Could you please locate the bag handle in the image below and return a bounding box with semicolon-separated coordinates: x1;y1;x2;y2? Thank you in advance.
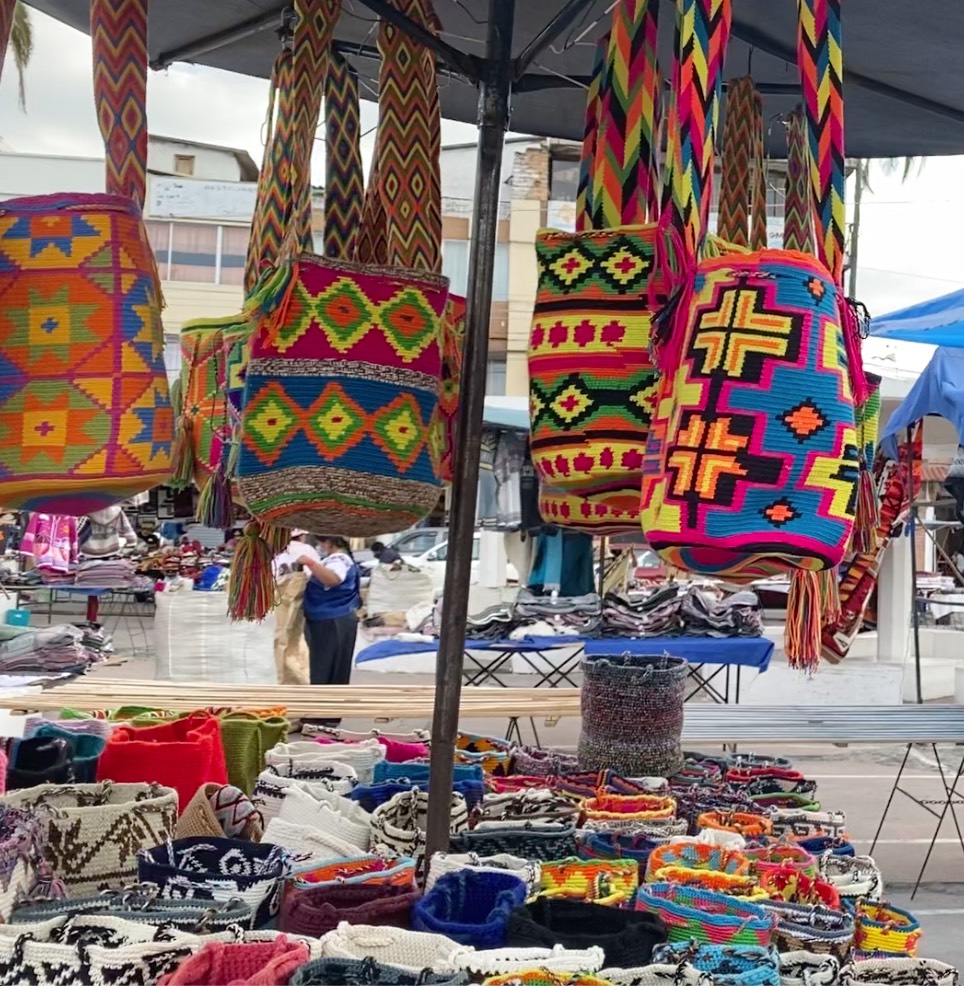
575;32;610;233
323;51;364;260
90;0;150;210
782;106;814;253
589;0;663;229
718;76;768;250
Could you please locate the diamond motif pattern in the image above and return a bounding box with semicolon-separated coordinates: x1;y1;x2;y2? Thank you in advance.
370;393;426;471
378;287;438;363
313;277;375;353
304;384;367;460
242;383;301;466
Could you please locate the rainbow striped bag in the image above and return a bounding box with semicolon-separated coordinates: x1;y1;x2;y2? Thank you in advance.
642;0;864;589
0;0;171;512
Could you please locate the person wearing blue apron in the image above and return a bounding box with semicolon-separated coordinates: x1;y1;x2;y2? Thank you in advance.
296;535;361;694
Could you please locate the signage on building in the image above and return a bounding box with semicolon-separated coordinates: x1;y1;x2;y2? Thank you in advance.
148;175;257;222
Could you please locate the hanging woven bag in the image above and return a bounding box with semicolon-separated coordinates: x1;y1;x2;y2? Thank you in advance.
237;0;447;536
0;781;177;895
641;0;869;672
0;0;172;513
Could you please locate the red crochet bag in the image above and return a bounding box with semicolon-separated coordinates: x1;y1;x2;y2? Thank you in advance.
97;712;227;814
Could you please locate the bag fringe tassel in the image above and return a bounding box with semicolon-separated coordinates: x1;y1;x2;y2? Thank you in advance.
169;414;195;490
816;566;841;627
786;569;822;673
197;458;235;530
227;521;277;622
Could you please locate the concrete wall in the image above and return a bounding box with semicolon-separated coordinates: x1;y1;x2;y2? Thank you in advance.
147;139;241;182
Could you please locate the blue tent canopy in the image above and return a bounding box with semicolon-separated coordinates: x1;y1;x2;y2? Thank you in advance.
870;288;964;346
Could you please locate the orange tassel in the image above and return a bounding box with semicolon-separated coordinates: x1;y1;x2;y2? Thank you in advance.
785;570;822;673
169;414;195;491
816;567;840;627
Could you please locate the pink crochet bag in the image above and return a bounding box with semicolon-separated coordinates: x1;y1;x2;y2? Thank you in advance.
157;936;310;985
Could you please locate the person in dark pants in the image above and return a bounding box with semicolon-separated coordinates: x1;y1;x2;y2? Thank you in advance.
297;535;361;725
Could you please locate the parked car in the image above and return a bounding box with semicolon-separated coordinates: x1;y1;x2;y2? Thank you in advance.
406;534;519;597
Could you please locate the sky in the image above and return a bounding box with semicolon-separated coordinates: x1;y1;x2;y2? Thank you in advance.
1;9;961;376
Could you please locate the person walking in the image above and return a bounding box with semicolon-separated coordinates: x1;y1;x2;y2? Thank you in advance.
296;535;361;698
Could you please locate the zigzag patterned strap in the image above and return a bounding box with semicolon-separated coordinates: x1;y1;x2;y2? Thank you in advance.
245;49;292;296
749;87;768;251
783;105;814;253
0;0;18;84
90;0;148;209
796;0;845;285
355;157;390;266
575;32;610;233
372;0;443;272
717;76;756;247
664;0;732;255
323;51;364;261
591;0;662;228
284;0;341;261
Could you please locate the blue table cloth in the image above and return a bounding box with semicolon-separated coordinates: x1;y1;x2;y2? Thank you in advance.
356;635;583;664
583;636;773;671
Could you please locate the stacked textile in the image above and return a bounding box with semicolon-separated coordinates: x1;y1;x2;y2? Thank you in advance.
0;624;111;675
74;558;137;588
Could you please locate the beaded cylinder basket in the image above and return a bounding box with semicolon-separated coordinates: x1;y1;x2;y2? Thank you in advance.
528;226;664;498
237;256;448;534
578;653;687;777
641;250;859;579
0;193;172;512
179;317;231;488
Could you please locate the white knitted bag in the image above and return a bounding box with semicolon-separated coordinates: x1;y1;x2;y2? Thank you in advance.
277;786;372;851
780;951;842;986
252;770;358;823
262;817;370;865
265;740;385;784
840;958;959;986
445;944;606;976
426;852;541;895
370;790;468;865
318;921;463;975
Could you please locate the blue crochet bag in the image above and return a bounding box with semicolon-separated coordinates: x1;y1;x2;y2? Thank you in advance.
412;869;527;948
577;831;659;875
653;943;780;986
373;762;484;785
350;778;485;812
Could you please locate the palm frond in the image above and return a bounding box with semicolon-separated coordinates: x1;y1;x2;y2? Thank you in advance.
9;2;32;112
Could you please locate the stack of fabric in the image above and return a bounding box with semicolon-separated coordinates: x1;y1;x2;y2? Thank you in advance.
600;587;681;637
0;624;111;676
0;707;946;986
74;557;137;588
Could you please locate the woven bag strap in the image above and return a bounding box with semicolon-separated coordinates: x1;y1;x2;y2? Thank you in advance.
590;0;663;229
90;0;149;209
661;0;733;257
280;0;342;264
245;46;296;297
361;0;443;272
796;0;845;285
718;76;763;248
748;87;768;251
323;51;364;260
575;32;610;232
782;105;814;252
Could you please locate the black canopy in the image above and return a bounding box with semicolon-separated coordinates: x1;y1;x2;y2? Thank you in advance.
25;0;964;158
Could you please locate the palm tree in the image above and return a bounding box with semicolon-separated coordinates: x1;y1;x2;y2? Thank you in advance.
848;157;923;297
9;2;32;111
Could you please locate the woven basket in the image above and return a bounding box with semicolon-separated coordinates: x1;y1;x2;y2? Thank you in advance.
156;935;311;985
779;951;842;986
370;789;469;866
477;790;579;826
450;944;605;978
412;869;527;949
0;193;172;513
96;712;228;815
580;793;678;834
506;896;669;969
645;842;752;882
451;822;578;862
312;921;463;975
636;881;773;946
269;738;385;784
281;880;419;939
137;837;288;928
771;809;847;842
0;804;63;922
537;857;638;905
599;964;712;986
351;778;485;813
218;713;289;795
854;902;922;957
426;852;541;896
290;957;469;986
0;781;176;895
764;899;856;959
758;869;841;908
725;767;817;796
652;943;781;986
576;831;659;876
819;853;884;903
276;784;373;851
509;746;579;777
264;816;370;866
482;973;614;986
251;769;358;825
697;810;772;839
740;844;817;878
840;959;959;986
292;855;418;889
175;783;264;842
578;654;687;777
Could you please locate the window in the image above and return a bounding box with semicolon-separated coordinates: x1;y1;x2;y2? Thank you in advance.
442;240;509;301
393;531;439;556
550;156;580;202
486;357;507;397
174;154;196;176
144;220;252;285
219;226;249;286
170;223;218;283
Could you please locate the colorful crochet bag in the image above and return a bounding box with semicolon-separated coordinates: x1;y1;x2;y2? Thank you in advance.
528;1;664;508
0;0;171;513
854;902;922;957
237;0;447;536
537;857;638;906
641;0;866;666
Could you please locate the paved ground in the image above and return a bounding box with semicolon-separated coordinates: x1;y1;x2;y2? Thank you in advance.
41;604;964;964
